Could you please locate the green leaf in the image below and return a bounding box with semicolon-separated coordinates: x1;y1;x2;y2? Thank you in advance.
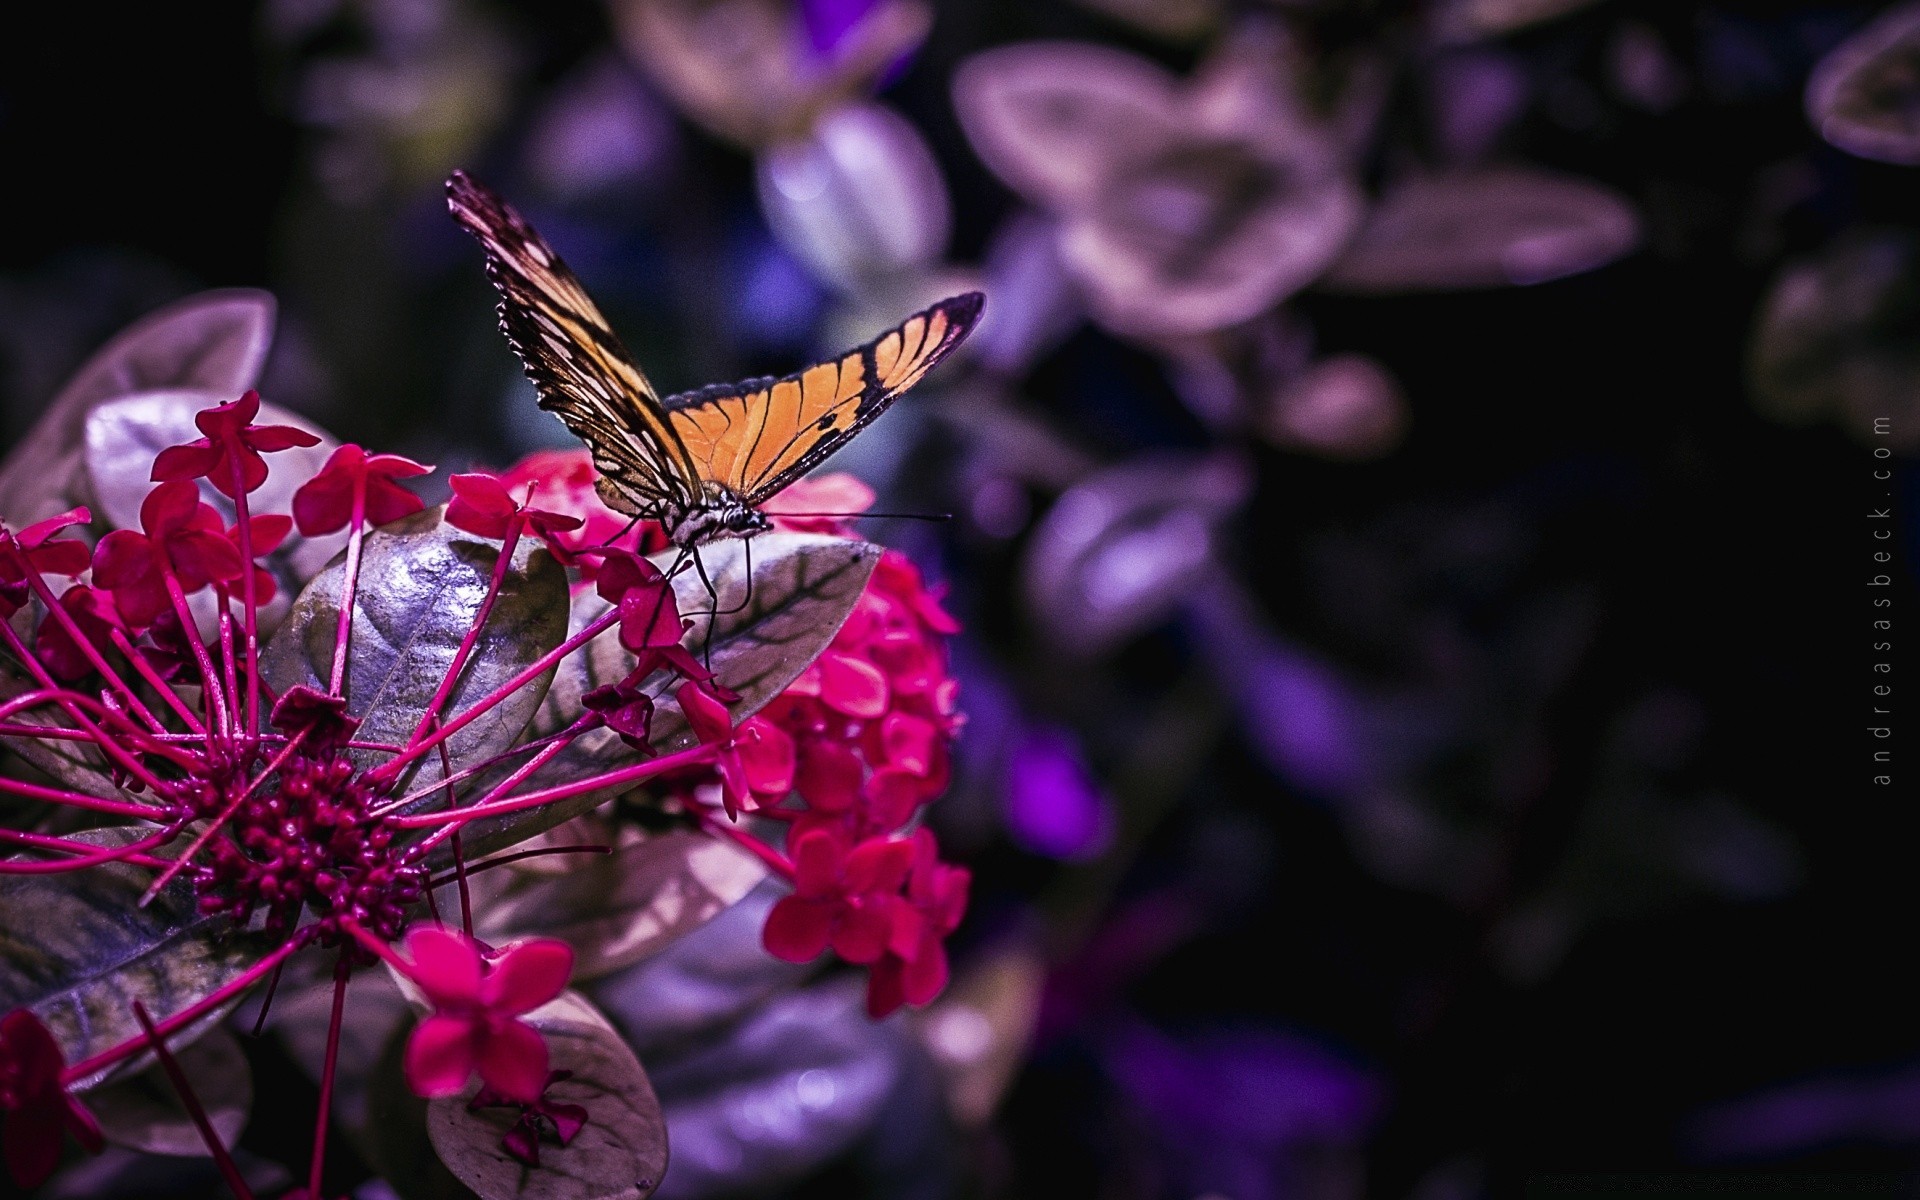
0;831;282;1079
427;991;668;1200
88;1025;252;1156
0;289;275;530
260;506;569;779
458;533;879;860
471;827;766;983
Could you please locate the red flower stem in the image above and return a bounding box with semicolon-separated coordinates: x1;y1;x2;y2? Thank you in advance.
402;734;576;856
214;595;241;744
403;516;526;753
337;918;407;972
433;727;475;937
0;652;173;793
63;932;312;1083
371;725;578;816
107;627;207;735
0;827;174;873
0;658;173;794
329;478;369;696
163;567;230;742
369;607;622;786
308;954;350;1200
21;570;169;735
691;804;795;879
131;1000;257;1200
226;453;263;741
141;730;311;904
0;773;175;821
425;843;612;887
395;741;721;836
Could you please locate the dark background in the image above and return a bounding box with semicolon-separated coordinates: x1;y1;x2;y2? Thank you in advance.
4;2;1919;1197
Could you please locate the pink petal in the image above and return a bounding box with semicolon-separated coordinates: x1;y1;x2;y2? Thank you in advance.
795;737;862;813
817;652;889;718
789;829;845;895
900;940;950;1006
762;895;835;961
481;939;573;1015
91;530;153;590
737;717;796;797
364;476;428;528
149;441;221;484
3;1098;65;1188
880;712;938;775
405;925;484;1006
244;513;294;555
845;836;915;893
245;424;322;452
404;1014;479;1098
139;480;205;537
830;899;892;964
864;958;907;1019
476;1018;550;1104
678;680;732;745
291;449;361;536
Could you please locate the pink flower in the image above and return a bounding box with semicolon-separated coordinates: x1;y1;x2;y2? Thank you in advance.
0;1009;103;1188
581;682;656;748
396;925;573;1105
863;829;970;1018
0;508;92;618
225;512;293;606
33;585;123;684
496;448;668;571
92;482;248;629
291;444;432;536
595;551;685;655
467;1070;588;1167
444;473;585;543
762;829;916;965
762;472;877;536
150;389;321;498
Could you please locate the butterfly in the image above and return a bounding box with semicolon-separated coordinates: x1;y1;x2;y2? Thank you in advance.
446;171;983;549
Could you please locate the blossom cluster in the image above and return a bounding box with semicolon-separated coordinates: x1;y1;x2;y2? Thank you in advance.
0;388;968;1191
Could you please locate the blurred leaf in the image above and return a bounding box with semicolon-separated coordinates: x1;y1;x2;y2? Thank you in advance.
1258;354;1408;461
912;943;1045;1127
632;976;909;1199
1324;167;1640;293
955;37;1362;337
757;103;951;294
1806;3;1920;166
612;0;930;148
1022;452;1250;657
1747;228;1920;449
260;506;568;778
84;391;346;580
0;830;281;1079
1071;0;1217;41
426;991;667;1200
460;533;878;859
88;1026;251;1157
1430;0;1605;42
0;290;274;529
472;828;766;983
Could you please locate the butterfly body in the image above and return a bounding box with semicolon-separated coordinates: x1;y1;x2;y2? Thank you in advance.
446;171;982;549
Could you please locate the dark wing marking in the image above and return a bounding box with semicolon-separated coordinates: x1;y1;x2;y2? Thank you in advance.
664;292;983;506
446;171;700;516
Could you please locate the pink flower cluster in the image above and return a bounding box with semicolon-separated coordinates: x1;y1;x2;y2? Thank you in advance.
751;478;971;1016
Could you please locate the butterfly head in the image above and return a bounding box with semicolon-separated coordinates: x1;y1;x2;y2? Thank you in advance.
665;481;772;548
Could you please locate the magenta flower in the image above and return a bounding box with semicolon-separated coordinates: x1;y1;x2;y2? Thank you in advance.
467;1070;589;1168
762;828;916;966
444;472;585;544
495;449;668;578
595;550;686;655
396;925;573;1104
91;481;248;628
291;443;432;536
0;1010;103;1188
33;585;124;684
0;507;91;618
149;389;321;498
863;828;970;1017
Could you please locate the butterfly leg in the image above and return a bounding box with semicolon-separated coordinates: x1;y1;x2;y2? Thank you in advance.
690;545;721;672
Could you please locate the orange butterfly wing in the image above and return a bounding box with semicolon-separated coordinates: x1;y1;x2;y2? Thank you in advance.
665;293;983;505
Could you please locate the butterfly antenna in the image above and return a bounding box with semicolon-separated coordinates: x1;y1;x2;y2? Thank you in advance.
772;510;953;522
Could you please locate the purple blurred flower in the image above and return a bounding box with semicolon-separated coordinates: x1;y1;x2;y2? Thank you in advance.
1004;729;1113;861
